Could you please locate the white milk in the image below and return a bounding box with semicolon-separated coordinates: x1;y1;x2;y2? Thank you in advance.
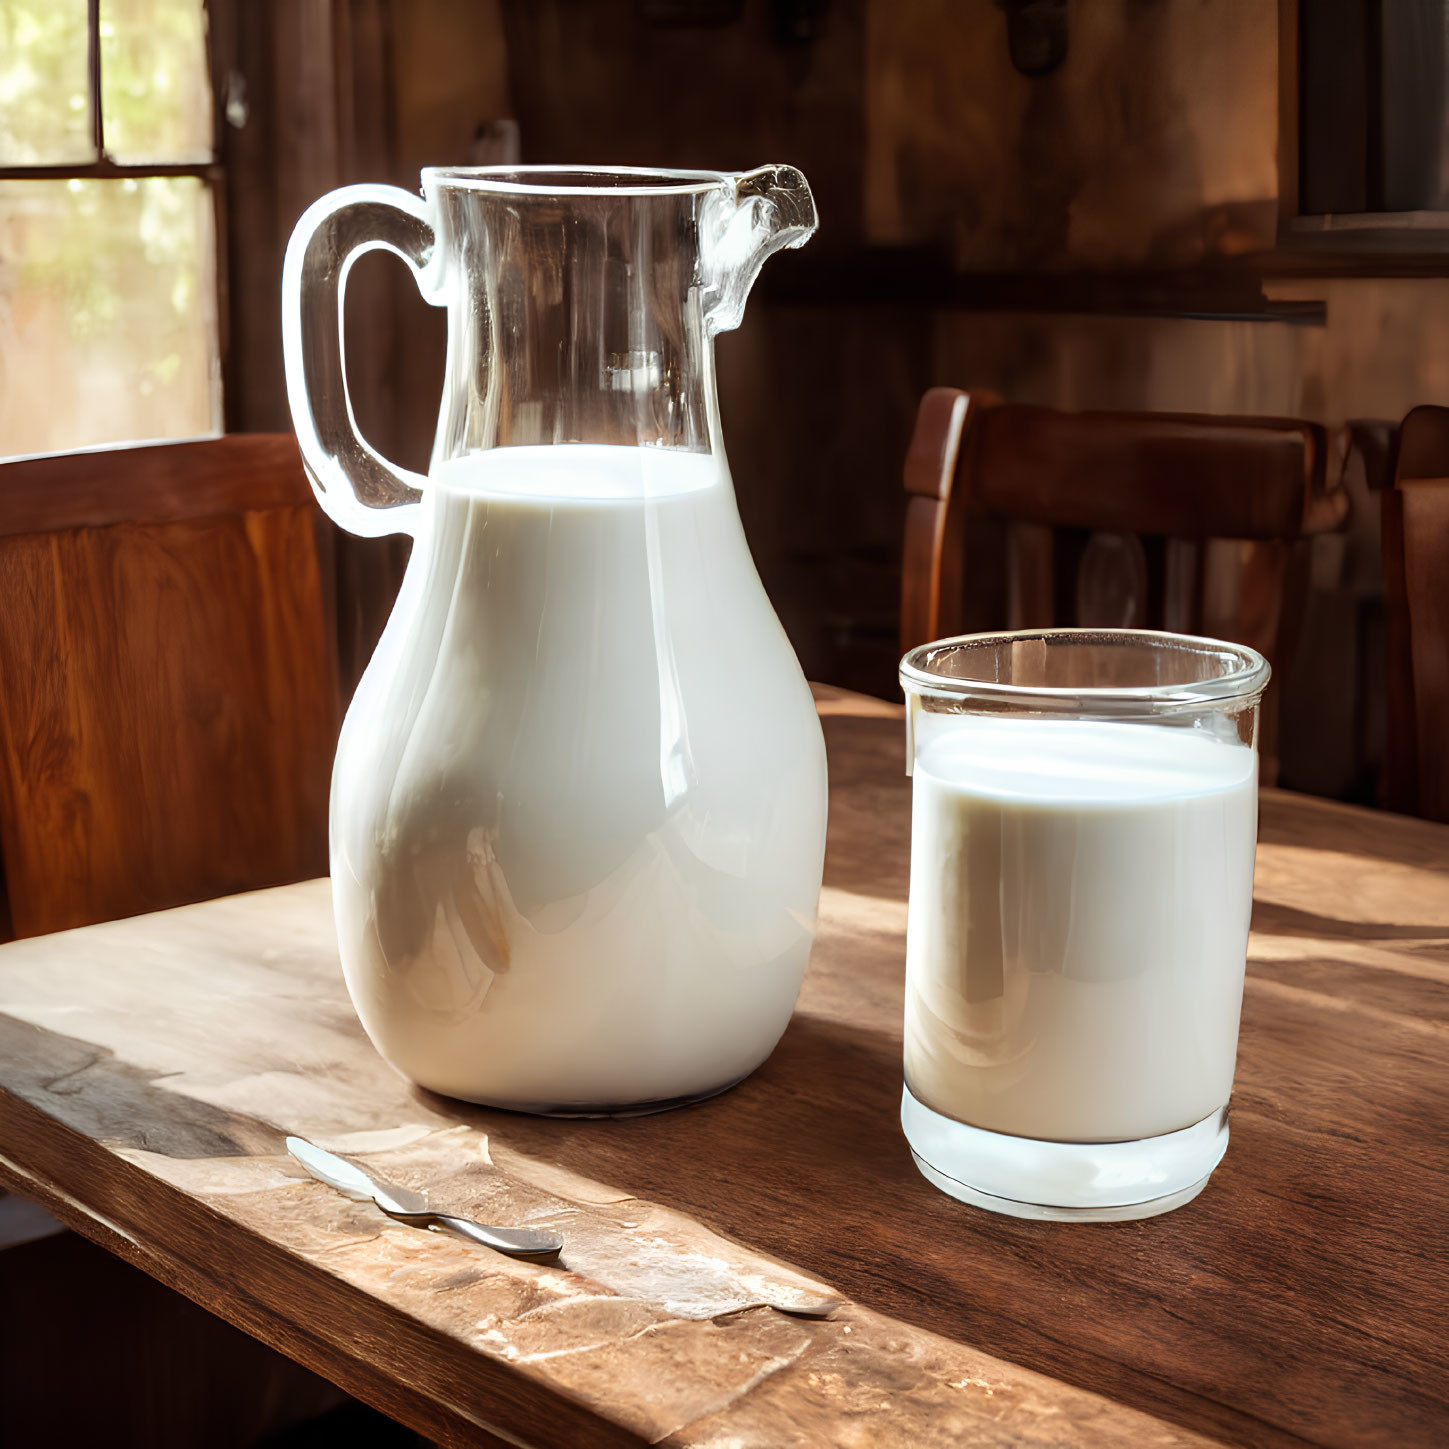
330;445;827;1110
905;716;1257;1143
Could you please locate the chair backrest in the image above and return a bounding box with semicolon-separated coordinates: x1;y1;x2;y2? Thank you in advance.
901;389;1351;780
0;435;339;938
1380;406;1449;822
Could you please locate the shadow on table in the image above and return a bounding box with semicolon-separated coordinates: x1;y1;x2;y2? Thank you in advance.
0;1010;283;1157
1251;899;1449;942
409;1006;913;1261
1259;790;1449;869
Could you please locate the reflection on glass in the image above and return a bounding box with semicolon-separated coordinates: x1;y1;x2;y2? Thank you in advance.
0;1;95;165
0;178;219;456
100;0;212;164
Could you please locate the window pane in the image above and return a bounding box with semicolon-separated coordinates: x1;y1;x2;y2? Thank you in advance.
100;0;212;164
0;178;219;456
0;0;96;165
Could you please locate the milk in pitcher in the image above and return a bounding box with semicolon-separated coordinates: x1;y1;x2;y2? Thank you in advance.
330;444;827;1111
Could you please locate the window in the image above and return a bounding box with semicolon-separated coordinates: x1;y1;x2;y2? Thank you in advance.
0;0;220;457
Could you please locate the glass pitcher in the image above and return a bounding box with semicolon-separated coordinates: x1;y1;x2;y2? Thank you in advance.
282;165;828;1114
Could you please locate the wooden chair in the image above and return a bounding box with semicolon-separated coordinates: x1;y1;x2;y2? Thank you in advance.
0;435;339;939
1378;406;1449;822
901;389;1351;779
0;434;352;1444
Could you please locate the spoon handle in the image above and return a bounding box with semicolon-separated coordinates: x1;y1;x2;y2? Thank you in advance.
392;1208;563;1262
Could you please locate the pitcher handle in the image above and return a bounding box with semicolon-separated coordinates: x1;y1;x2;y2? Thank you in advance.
282;185;444;538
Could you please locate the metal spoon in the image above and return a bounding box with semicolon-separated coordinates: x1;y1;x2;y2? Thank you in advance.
286;1135;563;1263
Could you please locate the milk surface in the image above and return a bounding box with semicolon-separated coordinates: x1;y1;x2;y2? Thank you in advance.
905;716;1257;1143
330;445;827;1109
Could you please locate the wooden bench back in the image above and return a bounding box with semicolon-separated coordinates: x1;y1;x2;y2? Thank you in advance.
901;389;1351;780
0;435;339;937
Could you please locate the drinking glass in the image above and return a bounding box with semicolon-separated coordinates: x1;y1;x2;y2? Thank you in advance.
899;629;1270;1221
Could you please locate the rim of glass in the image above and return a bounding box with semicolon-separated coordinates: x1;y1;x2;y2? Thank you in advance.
422;165;731;197
900;628;1271;711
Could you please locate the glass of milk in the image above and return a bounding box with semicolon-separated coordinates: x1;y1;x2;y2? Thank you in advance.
899;629;1270;1221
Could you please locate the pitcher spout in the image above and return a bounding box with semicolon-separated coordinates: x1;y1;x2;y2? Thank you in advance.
702;164;817;334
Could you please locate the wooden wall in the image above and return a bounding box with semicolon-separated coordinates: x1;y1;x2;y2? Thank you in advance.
221;0;1449;800
864;0;1279;269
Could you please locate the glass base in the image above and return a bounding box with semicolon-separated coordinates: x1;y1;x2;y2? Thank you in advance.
901;1085;1228;1222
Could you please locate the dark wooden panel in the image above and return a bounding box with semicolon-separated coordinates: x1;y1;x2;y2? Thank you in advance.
1378;0;1448;211
1299;0;1449;216
1382;405;1449;821
212;0;412;701
720;305;930;697
1299;0;1372;214
0;1230;342;1448
501;0;868;252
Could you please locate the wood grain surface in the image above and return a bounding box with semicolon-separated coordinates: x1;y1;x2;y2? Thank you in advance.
0;692;1446;1447
0;436;313;538
0;437;338;937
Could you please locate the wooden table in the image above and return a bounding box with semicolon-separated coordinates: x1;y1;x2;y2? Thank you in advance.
0;689;1445;1448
